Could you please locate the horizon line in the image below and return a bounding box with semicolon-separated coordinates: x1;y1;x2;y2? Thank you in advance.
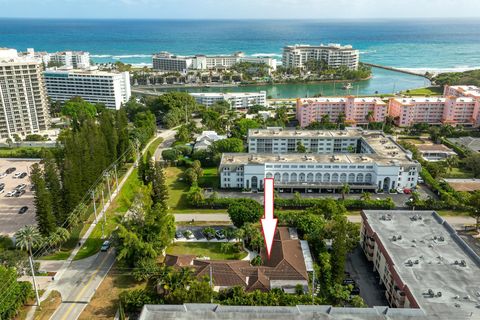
1;17;480;21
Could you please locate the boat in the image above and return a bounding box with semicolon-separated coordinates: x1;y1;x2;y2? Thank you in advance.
342;83;353;90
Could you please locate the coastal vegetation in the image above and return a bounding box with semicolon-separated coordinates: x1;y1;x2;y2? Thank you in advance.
433;69;480;87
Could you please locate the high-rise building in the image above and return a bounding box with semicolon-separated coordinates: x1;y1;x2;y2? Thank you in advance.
191;91;266;109
46;51;91;69
282;44;359;70
44;67;131;110
0;48;50;139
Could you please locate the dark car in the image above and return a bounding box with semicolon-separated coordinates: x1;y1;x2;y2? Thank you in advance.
0;183;5;190
351;287;361;295
14;190;26;197
342;278;356;286
5;167;16;174
18;172;27;179
100;240;111;252
16;184;27;191
18;206;28;214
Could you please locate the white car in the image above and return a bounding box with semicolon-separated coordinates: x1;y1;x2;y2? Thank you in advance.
396;187;404;194
5;190;16;197
13;172;22;178
0;173;6;179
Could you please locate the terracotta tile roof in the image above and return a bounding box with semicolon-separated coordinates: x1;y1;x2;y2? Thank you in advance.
165;227;308;292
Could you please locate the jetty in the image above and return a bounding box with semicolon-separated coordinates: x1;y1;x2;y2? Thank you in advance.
363;62;432;79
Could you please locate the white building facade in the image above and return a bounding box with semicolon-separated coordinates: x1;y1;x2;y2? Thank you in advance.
282;44;359;70
191;91;266;109
0;48;50;139
220;129;420;192
46;51;91;69
44;67;131;109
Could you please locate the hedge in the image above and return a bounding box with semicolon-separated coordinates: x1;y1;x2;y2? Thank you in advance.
441;138;470;158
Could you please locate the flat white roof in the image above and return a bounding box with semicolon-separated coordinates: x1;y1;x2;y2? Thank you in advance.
362;210;480;319
298;97;386;104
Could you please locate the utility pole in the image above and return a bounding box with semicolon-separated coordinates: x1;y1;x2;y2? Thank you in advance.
101;190;106;239
209;264;213;288
312;269;315;304
105;172;112;202
113;164;119;193
28;245;40;306
92;190;98;224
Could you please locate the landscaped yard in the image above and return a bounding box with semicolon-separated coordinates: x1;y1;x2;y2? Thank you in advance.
166;242;248;260
402;86;443;96
443;167;475;179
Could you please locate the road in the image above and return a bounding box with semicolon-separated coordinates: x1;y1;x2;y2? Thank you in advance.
27;130;177;320
175;213;475;228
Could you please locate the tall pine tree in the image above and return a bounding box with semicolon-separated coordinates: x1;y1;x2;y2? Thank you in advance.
30;164;55;236
151;162;169;210
43;151;65;225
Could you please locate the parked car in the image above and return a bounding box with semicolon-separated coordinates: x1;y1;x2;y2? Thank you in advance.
342;278;356;286
183;230;195;240
403;188;412;194
175;231;184;239
396;187;404;194
15;184;27;191
18;206;29;214
18;172;27;179
215;230;226;240
5;190;16;197
0;183;5;189
13;172;22;178
30;184;36;191
203;228;216;240
14;190;26;197
417;177;424;184
351;287;361;295
5;167;16;174
0;173;6;179
0;189;4;194
100;240;111;252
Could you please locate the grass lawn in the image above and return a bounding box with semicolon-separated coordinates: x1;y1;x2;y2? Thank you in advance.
402;86;443;96
32;290;62;320
402;138;425;145
166;242;248;260
0;146;44;158
198;167;219;189
146;136;164;159
74;167;142;260
79;262;147;320
443;167;475;179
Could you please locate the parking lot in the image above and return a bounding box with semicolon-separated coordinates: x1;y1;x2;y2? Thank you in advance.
0;158;37;236
175;225;236;242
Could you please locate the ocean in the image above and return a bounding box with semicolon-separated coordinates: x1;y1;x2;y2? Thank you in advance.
1;18;480;72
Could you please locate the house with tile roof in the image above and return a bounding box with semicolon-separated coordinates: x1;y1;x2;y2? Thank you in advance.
165;227;310;293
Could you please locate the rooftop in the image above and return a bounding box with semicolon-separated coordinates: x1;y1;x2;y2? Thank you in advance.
297;97;386;104
362;210;480;319
391;97;476;104
44;67;126;76
285;43;356;50
191;91;266;98
449;85;480;98
448;136;480;153
139;304;430;320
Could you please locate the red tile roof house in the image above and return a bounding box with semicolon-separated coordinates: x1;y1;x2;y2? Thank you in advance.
164;227;309;293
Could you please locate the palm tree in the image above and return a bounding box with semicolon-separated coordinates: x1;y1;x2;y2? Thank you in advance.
337;112;346;129
341;183;350;201
47;227;70;250
15;225;42;306
360;192;371;201
446;156;459;173
365;111;374;130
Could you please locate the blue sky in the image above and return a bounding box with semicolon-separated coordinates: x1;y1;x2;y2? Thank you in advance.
1;0;480;19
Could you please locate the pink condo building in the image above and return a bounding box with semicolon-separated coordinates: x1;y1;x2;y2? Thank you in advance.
296;96;387;127
388;96;480;127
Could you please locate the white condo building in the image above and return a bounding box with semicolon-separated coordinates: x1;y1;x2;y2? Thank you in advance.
191;91;266;109
0;48;50;139
282;44;359;70
153;51;277;73
46;51;91;69
44;67;131;110
220;128;420;192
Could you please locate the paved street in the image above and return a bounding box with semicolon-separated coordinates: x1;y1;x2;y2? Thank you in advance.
175;213;475;229
24;130;177;320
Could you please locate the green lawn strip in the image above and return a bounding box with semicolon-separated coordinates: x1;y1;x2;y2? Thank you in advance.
198;167;219;189
402;86;443;96
0;146;44;158
166;242;247;260
74;167;141;260
437;210;472;217
443;167;475;179
145;137;164;159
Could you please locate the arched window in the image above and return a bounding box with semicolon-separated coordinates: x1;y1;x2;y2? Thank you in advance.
340;173;347;183
323;173;330;182
282;173;289;182
365;173;372;183
274;173;281;181
266;172;273;179
348;173;355;183
307;173;314;182
315;173;322;182
356;173;364;183
332;173;339;182
299;173;306;182
291;173;298;182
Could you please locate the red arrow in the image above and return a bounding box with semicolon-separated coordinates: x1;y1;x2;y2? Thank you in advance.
261;178;277;260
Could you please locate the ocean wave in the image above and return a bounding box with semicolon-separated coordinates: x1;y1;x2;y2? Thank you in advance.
90;54;112;58
250;53;282;58
131;63;153;68
359;50;376;55
91;54;152;59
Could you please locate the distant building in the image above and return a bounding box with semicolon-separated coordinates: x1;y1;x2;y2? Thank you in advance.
282;44;359;70
361;210;480;318
44;67;131;110
416;143;457;162
221;128;420;191
191;91;266;109
194;131;227;151
152;51;277;73
45;51;91;69
388;96;480;127
444;85;480;99
0;48;50;139
165;227;310;293
296;96;387;128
